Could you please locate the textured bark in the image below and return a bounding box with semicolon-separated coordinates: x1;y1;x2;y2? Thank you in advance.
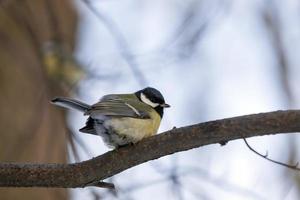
0;110;299;188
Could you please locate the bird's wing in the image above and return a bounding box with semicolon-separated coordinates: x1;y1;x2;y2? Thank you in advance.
85;94;151;119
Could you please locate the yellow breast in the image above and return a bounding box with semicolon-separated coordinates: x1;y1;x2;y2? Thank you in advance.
106;110;161;143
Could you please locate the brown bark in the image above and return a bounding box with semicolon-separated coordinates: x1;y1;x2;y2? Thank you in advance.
0;0;77;199
0;110;299;188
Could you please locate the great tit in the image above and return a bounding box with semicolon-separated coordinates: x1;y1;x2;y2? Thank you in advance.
51;87;170;148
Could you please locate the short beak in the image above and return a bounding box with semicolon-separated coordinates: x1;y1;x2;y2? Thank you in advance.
161;103;170;108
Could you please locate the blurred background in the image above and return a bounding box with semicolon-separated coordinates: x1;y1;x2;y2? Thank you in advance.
1;0;300;199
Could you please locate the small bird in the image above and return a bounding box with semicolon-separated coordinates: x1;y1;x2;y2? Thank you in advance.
51;87;170;148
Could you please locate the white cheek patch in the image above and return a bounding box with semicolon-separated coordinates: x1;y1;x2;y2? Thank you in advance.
140;93;159;108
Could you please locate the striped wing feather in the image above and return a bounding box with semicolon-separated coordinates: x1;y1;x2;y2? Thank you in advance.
84;94;151;119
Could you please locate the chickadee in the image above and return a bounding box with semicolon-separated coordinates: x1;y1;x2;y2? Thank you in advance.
51;87;170;148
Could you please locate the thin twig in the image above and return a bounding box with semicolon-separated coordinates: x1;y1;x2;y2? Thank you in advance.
81;0;148;86
243;138;300;171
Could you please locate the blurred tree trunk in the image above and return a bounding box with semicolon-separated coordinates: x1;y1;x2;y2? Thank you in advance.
0;0;78;199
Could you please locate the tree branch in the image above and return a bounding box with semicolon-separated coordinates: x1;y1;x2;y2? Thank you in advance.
1;110;300;188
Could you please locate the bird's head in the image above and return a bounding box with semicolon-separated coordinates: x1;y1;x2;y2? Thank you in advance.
135;87;170;117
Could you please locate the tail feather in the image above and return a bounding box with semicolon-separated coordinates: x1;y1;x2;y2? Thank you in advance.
51;97;91;112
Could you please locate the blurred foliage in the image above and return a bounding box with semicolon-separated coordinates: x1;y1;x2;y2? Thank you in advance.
43;41;84;90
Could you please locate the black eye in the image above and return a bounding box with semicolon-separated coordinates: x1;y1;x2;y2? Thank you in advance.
153;96;164;104
150;97;158;103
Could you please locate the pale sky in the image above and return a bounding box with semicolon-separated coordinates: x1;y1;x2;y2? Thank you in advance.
70;0;300;199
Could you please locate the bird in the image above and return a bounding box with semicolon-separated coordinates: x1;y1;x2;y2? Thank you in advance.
51;87;170;148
